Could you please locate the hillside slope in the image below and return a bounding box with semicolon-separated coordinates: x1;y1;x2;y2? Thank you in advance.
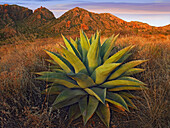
0;5;169;44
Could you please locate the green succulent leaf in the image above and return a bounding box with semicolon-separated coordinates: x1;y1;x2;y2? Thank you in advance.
96;102;110;128
58;46;88;74
45;59;58;65
53;89;86;106
120;95;137;109
85;87;106;104
106;92;129;111
68;73;95;88
52;69;65;73
103;34;119;62
80;96;99;125
80;30;90;62
108;85;148;91
70;37;78;50
44;50;73;73
109;60;148;80
104;45;134;64
36;72;79;88
41;85;66;95
118;92;136;99
52;95;83;109
62;34;81;59
117;53;132;63
100;34;114;58
123;68;145;76
87;32;101;74
48;65;62;70
100;79;145;88
69;103;81;120
91;63;121;84
117;76;146;85
76;39;83;57
79;96;88;118
35;71;55;76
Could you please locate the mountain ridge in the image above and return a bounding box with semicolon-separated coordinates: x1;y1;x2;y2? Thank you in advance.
0;4;169;44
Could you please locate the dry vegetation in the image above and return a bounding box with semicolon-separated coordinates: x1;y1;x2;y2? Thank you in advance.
0;35;169;128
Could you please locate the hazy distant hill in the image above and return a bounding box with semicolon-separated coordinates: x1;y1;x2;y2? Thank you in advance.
0;4;169;44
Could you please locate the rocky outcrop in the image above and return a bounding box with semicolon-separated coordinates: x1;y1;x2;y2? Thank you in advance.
66;21;71;28
81;24;89;30
33;6;55;20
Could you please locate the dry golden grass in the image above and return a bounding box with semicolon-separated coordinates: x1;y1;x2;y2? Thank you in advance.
0;35;169;128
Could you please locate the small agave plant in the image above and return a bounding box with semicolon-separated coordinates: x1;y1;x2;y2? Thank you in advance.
36;30;147;127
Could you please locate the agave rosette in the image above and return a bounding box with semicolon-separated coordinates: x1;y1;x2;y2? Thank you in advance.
36;30;147;127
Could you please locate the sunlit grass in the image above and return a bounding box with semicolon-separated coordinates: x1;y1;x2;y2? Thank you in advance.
0;35;169;127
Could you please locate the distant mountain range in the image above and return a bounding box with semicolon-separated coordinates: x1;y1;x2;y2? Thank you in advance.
0;4;169;44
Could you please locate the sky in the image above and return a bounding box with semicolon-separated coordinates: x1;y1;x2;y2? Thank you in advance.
0;0;170;27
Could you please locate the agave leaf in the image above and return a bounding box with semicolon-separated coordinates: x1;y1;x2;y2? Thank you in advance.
69;103;81;120
36;72;72;82
36;72;79;88
108;85;148;91
120;95;137;109
76;39;83;57
79;96;88;119
48;65;61;70
92;33;96;42
35;71;55;76
45;59;58;65
44;50;73;73
62;35;81;59
52;69;65;73
117;76;146;85
70;37;78;50
52;95;83;109
85;87;106;104
58;46;88;74
53;89;86;106
91;63;121;84
104;45;134;64
96;102;110;128
100;79;145;88
118;92;136;99
106;92;129;111
41;85;66;95
103;34;119;62
87;32;101;74
123;68;145;76
80;96;99;125
109;60;148;80
68;73;95;88
89;35;93;45
117;53;132;63
80;30;90;62
101;34;114;58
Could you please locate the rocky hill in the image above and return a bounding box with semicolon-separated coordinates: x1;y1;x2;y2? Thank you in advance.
51;7;156;35
0;4;32;39
0;5;169;44
25;6;55;27
0;4;32;28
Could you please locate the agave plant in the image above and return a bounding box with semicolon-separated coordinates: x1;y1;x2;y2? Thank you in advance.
36;30;147;127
